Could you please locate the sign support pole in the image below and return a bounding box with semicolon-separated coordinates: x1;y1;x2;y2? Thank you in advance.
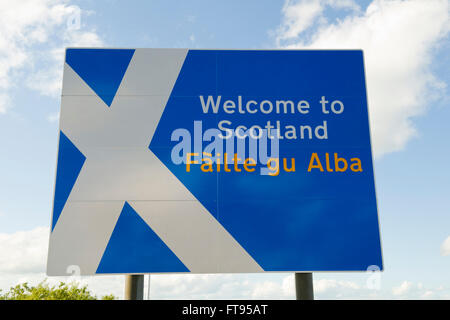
124;274;144;300
147;275;151;300
295;272;314;300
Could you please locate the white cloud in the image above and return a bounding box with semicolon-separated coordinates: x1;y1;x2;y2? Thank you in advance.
277;0;360;43
0;0;103;113
440;236;450;256
147;274;293;300
390;281;448;299
421;290;434;299
315;278;360;293
278;1;325;40
0;227;49;274
392;280;414;296
248;275;294;299
277;0;449;157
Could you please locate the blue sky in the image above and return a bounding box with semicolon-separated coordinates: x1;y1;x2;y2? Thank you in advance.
0;0;449;299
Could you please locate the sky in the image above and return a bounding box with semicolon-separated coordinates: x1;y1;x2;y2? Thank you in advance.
0;0;449;299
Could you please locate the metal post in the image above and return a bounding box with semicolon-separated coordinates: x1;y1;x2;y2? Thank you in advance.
147;275;151;300
295;272;314;300
124;274;144;300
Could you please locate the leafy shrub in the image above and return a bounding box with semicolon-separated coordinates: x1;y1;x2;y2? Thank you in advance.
0;281;115;300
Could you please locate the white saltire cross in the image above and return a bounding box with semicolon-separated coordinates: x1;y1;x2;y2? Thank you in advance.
47;49;263;275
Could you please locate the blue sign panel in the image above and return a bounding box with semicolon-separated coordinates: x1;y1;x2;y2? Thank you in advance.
48;49;382;275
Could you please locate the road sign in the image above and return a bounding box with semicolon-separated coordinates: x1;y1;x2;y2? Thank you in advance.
47;49;383;275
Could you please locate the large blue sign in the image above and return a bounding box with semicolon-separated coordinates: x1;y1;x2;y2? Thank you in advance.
47;49;383;275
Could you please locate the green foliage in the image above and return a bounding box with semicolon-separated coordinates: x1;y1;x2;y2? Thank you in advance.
0;280;116;300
